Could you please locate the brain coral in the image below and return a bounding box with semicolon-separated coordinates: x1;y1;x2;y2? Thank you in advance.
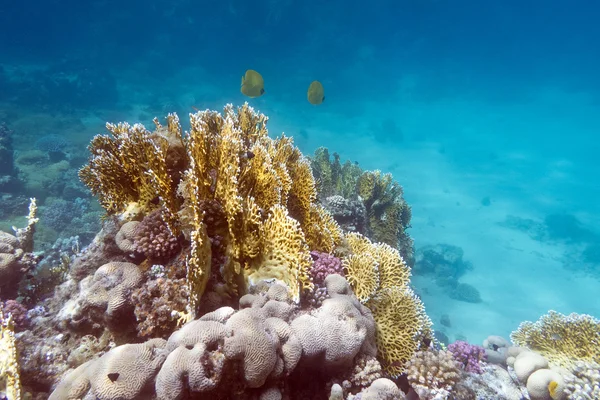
48;338;167;400
50;275;380;399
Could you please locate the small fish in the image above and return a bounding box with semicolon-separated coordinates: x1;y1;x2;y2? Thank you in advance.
307;80;325;105
241;70;265;98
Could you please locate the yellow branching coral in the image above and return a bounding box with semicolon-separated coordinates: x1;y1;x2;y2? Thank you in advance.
79;120;179;220
343;253;379;303
372;243;411;289
511;310;600;368
342;232;411;300
368;286;430;377
304;204;343;254
340;231;430;375
245;205;313;302
1;309;21;400
80;103;344;310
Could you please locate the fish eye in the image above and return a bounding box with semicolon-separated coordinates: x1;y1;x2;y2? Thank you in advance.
260;88;265;94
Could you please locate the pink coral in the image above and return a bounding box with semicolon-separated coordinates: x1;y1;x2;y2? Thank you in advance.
309;251;343;285
133;208;180;259
448;340;487;374
1;299;29;330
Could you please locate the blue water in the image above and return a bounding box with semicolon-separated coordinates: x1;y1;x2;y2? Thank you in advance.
1;0;599;344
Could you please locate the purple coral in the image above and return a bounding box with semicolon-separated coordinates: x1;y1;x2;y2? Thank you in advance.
134;209;180;259
448;340;487;374
1;299;30;330
309;251;343;285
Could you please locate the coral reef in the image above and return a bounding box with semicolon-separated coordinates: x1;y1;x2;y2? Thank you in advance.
49;275;379;399
414;243;482;303
511;310;600;368
406;349;461;400
78;105;343;316
448;340;487;374
21;105;578;400
0;199;40;298
0;308;22;400
310;147;414;266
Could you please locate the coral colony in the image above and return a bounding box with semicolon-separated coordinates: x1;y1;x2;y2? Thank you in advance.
0;104;599;399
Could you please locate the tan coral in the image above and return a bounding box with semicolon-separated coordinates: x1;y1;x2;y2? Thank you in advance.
245;205;313;302
0;309;21;400
406;349;461;400
49;339;167;400
371;242;411;289
511;310;600;368
79;122;177;215
341;232;411;301
84;262;144;319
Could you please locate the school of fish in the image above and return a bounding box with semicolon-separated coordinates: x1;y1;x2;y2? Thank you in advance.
240;69;325;105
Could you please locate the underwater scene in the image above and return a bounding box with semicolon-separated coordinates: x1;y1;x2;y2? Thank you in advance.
0;0;599;399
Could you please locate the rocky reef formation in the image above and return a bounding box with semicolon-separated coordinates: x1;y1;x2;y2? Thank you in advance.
310;147;414;266
1;104;598;400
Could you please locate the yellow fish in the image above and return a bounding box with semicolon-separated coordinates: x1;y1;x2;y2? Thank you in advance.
240;69;265;98
307;80;325;105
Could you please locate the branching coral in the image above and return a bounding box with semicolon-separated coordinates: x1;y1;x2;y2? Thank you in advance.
311;149;414;264
368;286;431;377
511;310;600;368
342;232;411;301
339;232;431;376
356;170;413;259
0;309;22;400
406;349;461;400
79;104;343;318
245;205;313;302
0;199;39;296
448;340;487;374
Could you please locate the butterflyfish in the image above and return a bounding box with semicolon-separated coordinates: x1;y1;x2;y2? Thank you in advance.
241;69;265;98
307;80;325;105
